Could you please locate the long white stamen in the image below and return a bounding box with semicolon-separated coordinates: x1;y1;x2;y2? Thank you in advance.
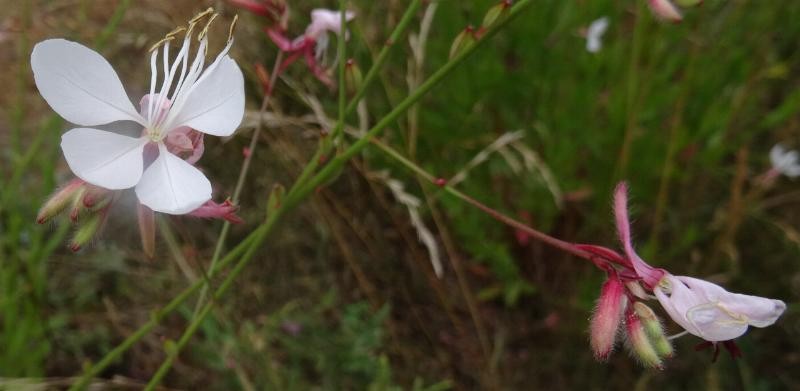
168;37;194;107
146;49;159;124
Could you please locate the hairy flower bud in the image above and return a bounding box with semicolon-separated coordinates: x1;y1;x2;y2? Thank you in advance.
633;302;673;358
69;212;103;252
590;275;626;360
37;179;84;224
625;308;663;369
344;58;362;96
449;26;477;60
647;0;682;23
482;0;512;28
138;203;156;258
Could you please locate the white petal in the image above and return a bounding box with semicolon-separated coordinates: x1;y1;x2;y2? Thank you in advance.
31;39;144;126
60;128;147;190
135;145;211;214
166;56;244;137
685;303;749;341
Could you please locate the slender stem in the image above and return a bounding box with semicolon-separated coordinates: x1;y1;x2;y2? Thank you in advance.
68;230;258;391
144;205;286;390
194;51;284;315
616;1;646;179
289;0;422;195
337;0;347;144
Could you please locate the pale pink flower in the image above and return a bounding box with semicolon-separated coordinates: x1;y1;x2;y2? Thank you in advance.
32;26;244;214
613;183;786;343
267;9;355;86
647;0;683;23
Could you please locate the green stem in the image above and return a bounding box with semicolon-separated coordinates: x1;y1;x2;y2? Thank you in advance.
194;51;284;315
289;0;422;195
68;230;259;391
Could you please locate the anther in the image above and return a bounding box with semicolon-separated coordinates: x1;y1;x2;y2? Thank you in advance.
189;7;215;25
198;13;219;41
228;14;239;42
148;35;175;53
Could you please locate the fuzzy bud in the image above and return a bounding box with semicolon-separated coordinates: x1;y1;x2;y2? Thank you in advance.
625;308;663;369
344;58;363;96
648;0;683;23
69;212;103;252
449;26;477;60
137;203;156;259
633;302;673;358
590;276;627;360
482;0;512;28
36;179;84;224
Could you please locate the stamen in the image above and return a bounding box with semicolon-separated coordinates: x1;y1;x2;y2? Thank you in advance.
147;49;159;123
198;13;219;42
148;35;175;53
667;330;689;340
189;7;215;25
228;14;239;43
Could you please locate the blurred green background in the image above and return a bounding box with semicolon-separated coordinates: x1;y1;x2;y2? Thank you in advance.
1;0;799;389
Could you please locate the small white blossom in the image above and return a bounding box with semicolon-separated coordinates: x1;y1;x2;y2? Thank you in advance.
32;17;244;214
586;17;609;53
769;144;800;178
653;275;786;342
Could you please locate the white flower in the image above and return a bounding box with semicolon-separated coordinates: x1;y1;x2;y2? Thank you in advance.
586;17;609;53
769;144;800;178
653;275;786;342
305;9;355;40
303;9;355;61
31;17;244;214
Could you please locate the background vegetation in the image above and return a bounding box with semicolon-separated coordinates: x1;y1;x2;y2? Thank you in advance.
1;0;798;389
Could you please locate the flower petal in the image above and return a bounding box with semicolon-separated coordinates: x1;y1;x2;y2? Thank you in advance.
166;56;245;137
31;39;144;126
135;145;211;214
613;182;664;286
60;128;147;190
685;303;749;341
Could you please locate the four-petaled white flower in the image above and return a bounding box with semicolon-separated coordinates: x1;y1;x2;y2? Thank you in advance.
31;22;244;214
613;182;786;343
653;275;786;342
769;143;800;179
586;17;609;53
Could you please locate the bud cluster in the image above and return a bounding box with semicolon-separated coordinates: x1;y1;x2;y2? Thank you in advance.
37;179;113;251
449;1;512;59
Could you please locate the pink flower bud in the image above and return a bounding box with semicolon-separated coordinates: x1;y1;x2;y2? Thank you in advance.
590;275;626;360
647;0;683;23
138;203;156;259
188;199;244;224
37;179;84;224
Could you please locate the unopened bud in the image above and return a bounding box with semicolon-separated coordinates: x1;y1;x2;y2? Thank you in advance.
626;281;649;300
81;185;110;209
37;179;84;224
344;58;363;96
138;203;156;259
255;62;271;95
590;276;626;360
633;302;673;358
482;0;512;28
69;212;103;252
449;25;477;60
268;184;285;214
647;0;683;23
625;309;663;369
69;187;88;222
